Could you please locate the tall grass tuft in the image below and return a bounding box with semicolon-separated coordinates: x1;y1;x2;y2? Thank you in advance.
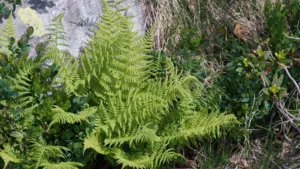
142;0;266;52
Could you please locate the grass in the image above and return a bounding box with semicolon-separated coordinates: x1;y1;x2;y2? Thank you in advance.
142;0;265;52
197;140;235;169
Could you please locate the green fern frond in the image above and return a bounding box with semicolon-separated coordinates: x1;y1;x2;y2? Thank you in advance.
74;1;238;168
83;133;110;155
42;46;62;63
94;89;166;139
140;24;156;52
113;149;151;169
0;12;16;54
20;104;39;117
0;144;22;169
48;106;96;129
40;162;83;169
45;13;69;47
182;110;237;138
9;63;35;92
41;13;69;77
162;110;238;145
29;141;69;169
6;63;37;109
10;96;35;108
152;148;183;168
104;124;160;147
53;57;82;95
74;0;152;101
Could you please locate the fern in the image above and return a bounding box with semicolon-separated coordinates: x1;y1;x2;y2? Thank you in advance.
28;141;69;169
39;162;83;169
0;12;16;55
74;0;152;101
0;144;21;169
48;106;97;129
45;14;69;48
0;1;238;169
80;1;238;168
0;11;86;169
83;133;111;155
151;146;183;168
113;149;152;169
6;63;37;109
42;13;70;65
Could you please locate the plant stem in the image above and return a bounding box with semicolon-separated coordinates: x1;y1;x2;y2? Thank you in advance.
282;67;300;95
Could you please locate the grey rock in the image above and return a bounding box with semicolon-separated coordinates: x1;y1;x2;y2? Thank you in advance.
0;0;145;56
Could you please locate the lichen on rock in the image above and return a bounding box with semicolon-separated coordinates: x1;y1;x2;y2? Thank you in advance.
18;7;45;36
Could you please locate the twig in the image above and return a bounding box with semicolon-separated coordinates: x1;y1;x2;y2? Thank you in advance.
282;66;300;95
265;45;277;61
260;75;266;87
276;101;300;134
284;33;300;41
282;127;292;144
278;102;300;121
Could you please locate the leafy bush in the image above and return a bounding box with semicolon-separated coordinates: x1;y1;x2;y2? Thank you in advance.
221;0;300;127
0;1;238;168
0;11;90;169
161;0;300;128
0;0;21;15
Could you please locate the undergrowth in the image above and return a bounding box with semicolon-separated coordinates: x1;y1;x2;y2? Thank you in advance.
0;0;299;168
0;0;238;169
143;0;300;168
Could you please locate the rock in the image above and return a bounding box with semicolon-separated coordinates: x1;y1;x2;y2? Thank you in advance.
0;0;145;56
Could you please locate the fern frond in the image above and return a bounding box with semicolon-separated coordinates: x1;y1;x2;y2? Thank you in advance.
75;0;152;101
152;148;183;168
78;1;238;168
41;13;69;77
95;89;166;139
140;24;156;52
20;104;39;117
0;144;22;169
9;62;36;92
83;133;110;155
104;124;160;147
9;96;35;108
40;162;83;169
42;46;62;63
53;57;82;95
162;110;238;145
29;141;69;169
45;13;69;47
0;12;16;55
113;149;151;169
7;63;37;109
48;106;97;129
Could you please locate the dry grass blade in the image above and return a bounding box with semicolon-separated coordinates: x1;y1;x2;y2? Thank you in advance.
142;0;266;51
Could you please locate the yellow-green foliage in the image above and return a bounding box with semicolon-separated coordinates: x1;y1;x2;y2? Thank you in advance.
48;106;97;130
45;13;69;47
53;1;238;168
0;10;84;169
0;12;16;55
0;140;83;169
0;1;237;169
0;144;21;169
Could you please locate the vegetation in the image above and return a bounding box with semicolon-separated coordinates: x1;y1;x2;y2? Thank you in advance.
0;0;238;169
145;0;300;168
0;0;299;168
0;0;21;15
